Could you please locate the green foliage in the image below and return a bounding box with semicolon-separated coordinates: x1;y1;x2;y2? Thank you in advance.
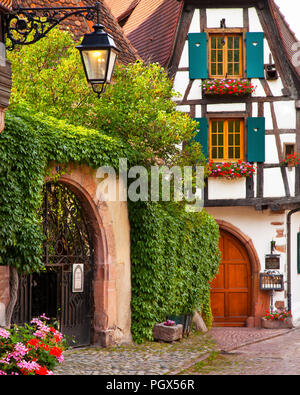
8;28;205;167
0;107;138;273
5;27;219;339
129;200;220;343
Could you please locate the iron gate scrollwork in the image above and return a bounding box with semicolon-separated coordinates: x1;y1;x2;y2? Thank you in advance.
12;182;94;347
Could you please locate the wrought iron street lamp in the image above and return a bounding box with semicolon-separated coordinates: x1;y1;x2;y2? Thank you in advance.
4;1;119;97
76;8;119;97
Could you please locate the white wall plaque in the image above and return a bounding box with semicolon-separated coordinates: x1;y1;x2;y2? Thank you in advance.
72;264;84;293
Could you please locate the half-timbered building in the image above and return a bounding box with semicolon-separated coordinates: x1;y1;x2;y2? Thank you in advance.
108;0;300;327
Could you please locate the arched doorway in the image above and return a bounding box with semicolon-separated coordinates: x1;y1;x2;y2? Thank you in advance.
210;229;252;327
13;182;94;347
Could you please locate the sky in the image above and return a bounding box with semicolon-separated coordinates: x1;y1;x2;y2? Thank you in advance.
274;0;300;39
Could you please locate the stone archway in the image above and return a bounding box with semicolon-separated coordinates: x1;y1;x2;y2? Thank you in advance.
214;220;269;328
59;164;132;346
9;163;132;347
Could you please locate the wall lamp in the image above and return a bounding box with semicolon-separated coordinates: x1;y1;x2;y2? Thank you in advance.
3;1;119;97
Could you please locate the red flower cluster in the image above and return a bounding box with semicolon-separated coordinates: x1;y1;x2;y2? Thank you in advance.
208;160;256;180
282;153;300;166
202;79;256;96
264;309;291;323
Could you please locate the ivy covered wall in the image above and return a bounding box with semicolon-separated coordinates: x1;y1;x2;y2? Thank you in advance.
0;107;220;341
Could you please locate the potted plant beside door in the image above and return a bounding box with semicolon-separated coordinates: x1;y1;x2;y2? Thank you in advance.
261;309;293;329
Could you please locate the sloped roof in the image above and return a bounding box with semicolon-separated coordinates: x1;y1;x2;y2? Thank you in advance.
268;0;300;80
0;0;12;10
107;0;183;67
107;0;140;22
108;0;300;80
14;0;139;64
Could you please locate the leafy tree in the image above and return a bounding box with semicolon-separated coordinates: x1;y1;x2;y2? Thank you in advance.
8;27;205;167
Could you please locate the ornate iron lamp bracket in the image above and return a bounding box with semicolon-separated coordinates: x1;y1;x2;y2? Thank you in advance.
4;2;101;50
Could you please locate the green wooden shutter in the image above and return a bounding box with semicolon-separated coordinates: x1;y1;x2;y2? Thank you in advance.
247;117;265;162
246;32;264;78
188;33;208;79
193;118;208;159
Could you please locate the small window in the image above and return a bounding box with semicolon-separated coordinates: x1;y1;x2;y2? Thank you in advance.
210;119;244;162
209;34;243;78
284;143;296;160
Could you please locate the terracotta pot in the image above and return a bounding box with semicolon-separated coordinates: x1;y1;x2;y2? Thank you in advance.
261;317;293;329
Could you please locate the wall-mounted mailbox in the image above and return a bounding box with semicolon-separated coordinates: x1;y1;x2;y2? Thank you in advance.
260;272;284;291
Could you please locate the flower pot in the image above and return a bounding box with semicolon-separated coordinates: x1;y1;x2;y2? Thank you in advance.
153;323;183;342
261;317;293;329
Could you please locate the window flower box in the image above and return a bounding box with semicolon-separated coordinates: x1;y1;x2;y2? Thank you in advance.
282;153;300;168
202;78;256;97
208;160;256;180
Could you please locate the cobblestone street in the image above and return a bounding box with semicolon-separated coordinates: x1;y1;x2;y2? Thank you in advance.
53;327;299;375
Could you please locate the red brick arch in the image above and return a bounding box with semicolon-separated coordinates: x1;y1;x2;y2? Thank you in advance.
216;219;269;327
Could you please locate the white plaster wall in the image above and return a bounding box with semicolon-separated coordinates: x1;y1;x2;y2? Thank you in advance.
206;8;244;28
252;102;258;118
207;103;246;112
264;102;273;129
190;8;201;33
176;105;190;113
205;206;287;308
264;38;272;65
195;105;202;118
178;41;189;68
286;167;296;197
173;71;189;99
187;80;202;100
274;101;296;129
289;211;300;325
265;135;279;163
268;77;284;97
248;7;263;32
208;178;246;200
263;168;285;197
252;79;266;97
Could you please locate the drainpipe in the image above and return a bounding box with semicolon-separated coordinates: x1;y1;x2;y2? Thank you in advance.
287;208;300;312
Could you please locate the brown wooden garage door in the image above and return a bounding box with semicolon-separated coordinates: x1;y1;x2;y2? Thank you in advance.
210;229;252;327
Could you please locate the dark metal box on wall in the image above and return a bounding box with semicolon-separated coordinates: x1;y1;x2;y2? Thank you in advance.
260;272;284;291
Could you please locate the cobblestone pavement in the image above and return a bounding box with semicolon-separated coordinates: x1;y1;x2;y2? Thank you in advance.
53;327;296;375
183;327;300;375
53;331;217;375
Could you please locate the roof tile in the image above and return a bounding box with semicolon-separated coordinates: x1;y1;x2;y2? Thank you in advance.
108;0;183;67
14;0;139;64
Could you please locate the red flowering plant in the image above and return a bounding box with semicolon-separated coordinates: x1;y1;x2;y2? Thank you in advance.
202;78;256;96
263;309;292;324
0;314;67;375
282;153;300;167
208;160;256;180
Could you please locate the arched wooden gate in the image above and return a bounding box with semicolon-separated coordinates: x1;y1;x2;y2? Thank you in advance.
210;229;252;327
12;182;94;347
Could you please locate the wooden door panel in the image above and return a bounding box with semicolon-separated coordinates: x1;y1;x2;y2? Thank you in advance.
210;293;225;318
210;230;251;327
211;264;225;289
228;293;248;317
228;264;248;288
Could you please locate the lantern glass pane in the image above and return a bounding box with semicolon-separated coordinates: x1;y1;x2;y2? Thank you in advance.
82;49;109;82
106;50;117;83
